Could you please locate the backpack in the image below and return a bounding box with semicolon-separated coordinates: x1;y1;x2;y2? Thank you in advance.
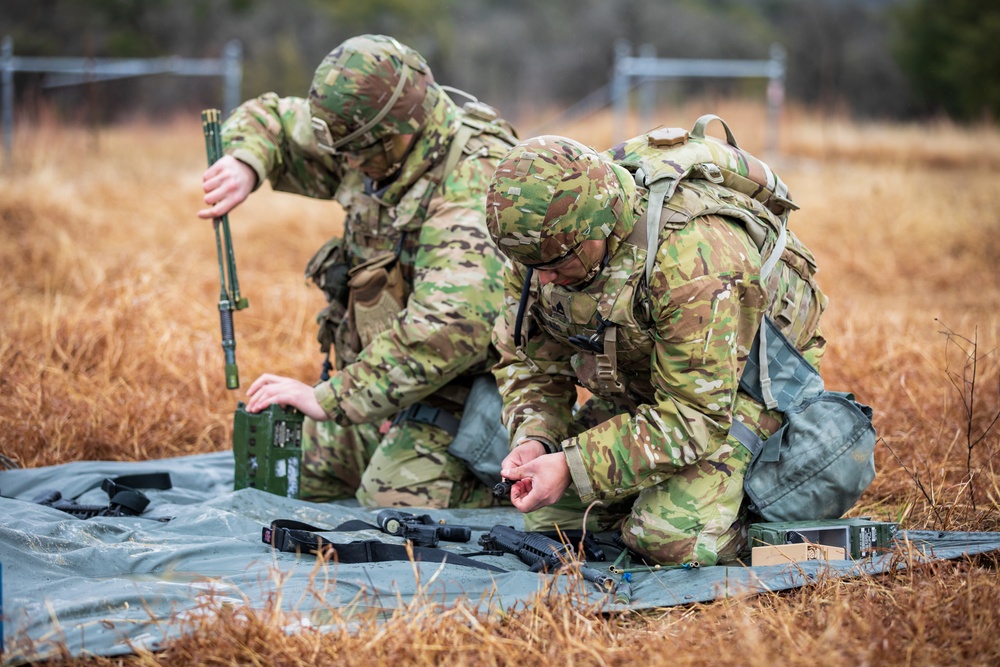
735;317;876;521
622;115;877;522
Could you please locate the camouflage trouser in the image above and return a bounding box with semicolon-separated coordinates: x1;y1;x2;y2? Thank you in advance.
524;393;779;567
299;412;497;509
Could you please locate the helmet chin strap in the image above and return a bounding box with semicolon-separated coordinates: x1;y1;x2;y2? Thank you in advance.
566;241;610;290
577;246;603;282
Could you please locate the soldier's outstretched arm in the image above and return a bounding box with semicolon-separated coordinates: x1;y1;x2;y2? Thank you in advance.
220;93;343;201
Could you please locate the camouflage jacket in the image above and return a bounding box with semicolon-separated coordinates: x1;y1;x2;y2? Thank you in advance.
223;91;517;426
492;135;827;503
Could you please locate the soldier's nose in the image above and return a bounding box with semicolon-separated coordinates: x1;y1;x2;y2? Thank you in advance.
536;270;559;285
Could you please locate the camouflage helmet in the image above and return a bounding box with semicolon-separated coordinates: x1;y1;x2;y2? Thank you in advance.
486;136;627;267
309;35;438;153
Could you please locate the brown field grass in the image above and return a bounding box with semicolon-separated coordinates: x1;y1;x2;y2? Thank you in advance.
2;102;999;665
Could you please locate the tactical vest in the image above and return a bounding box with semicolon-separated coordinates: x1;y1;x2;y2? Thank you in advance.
519;115;823;409
306;101;518;370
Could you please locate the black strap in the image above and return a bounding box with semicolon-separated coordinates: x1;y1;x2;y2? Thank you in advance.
513;267;534;348
392;402;461;437
320;355;334;382
21;472;174;521
262;519;505;573
98;473;173;514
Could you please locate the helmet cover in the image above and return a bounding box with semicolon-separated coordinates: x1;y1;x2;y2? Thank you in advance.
486;136;624;266
309;35;436;152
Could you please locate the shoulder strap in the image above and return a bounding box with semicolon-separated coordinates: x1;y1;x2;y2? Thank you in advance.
642;179;672;284
442;119;477;178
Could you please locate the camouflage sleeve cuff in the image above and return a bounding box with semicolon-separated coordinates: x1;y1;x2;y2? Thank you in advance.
562;439;595;500
512;426;563;453
228;148;268;192
313;381;347;424
514;435;557;454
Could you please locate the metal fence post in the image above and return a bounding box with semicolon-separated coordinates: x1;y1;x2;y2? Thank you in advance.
612;39;631;144
222;39;242;118
2;36;13;167
638;42;656;133
765;42;786;158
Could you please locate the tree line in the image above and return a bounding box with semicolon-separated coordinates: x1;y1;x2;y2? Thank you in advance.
4;0;998;125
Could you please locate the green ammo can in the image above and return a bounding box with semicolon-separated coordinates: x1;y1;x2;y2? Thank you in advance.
748;518;898;560
233;402;305;498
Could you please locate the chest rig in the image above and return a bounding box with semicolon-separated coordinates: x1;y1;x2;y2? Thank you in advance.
517;115;798;407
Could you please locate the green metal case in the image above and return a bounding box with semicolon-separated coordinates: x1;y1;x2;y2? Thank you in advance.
233;402;305;498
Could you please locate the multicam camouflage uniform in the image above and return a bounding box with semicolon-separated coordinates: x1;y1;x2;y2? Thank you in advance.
221;35;517;507
487;131;827;566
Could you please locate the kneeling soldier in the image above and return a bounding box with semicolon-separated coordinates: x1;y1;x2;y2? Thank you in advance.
487;126;828;565
199;35;517;508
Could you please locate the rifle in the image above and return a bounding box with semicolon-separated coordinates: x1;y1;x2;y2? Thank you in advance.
376;509;472;548
478;524;614;591
201;109;249;390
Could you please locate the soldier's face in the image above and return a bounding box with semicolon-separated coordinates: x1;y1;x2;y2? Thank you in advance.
345;133;416;181
534;239;607;288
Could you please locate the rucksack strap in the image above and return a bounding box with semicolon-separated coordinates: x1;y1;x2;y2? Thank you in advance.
442;119;476;178
262;519;506;572
594;325;625;395
739;317;824;413
729;419;764;458
730;317;826;457
642;179;672;284
690;113;740;147
732;319;811;453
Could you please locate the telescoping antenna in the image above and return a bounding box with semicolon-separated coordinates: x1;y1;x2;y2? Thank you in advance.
201;109;249;390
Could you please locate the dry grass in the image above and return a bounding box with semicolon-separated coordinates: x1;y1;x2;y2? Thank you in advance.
2;103;1000;664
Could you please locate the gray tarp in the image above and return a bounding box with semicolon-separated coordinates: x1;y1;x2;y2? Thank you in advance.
2;452;999;665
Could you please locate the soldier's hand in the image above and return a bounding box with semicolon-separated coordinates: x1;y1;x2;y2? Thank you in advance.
500;452;571;513
198;155;257;219
246;373;327;420
501;439;547;472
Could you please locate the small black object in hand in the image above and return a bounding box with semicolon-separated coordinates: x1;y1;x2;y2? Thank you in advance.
493;478;513;498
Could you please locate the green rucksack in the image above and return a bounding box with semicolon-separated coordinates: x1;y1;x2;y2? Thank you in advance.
625;115;877;522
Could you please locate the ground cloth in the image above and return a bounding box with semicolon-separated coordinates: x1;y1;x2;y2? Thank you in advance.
2;451;998;664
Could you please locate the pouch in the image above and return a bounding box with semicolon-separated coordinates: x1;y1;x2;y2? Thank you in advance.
304;236;350;307
744;391;876;522
347;252;407;352
447;374;510;487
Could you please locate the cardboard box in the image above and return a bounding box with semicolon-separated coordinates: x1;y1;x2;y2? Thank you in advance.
751;542;847;566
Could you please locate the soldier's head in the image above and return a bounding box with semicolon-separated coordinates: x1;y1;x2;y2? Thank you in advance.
309;35;439;179
486;136;630;287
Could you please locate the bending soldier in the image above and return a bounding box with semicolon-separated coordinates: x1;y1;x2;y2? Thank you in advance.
486;126;828;565
198;35;517;508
